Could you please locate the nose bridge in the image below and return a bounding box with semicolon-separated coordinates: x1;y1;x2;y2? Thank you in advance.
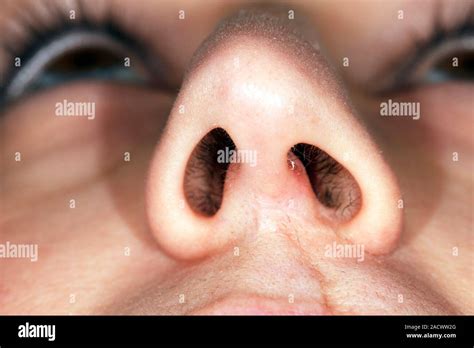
145;19;402;261
180;35;348;170
191;39;309;168
176;38;337;201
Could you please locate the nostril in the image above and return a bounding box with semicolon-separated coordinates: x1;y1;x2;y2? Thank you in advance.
290;143;362;222
184;127;236;217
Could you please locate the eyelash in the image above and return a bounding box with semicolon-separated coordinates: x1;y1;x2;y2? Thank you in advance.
1;2;473;103
386;12;474;92
0;1;159;104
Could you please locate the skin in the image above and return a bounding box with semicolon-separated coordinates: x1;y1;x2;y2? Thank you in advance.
0;0;473;314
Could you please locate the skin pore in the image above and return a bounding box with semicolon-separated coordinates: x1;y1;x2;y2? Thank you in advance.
0;0;473;314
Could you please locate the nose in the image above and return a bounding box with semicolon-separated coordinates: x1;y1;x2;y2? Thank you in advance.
146;11;402;260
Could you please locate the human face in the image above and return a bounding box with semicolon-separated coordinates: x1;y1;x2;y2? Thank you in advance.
0;0;473;315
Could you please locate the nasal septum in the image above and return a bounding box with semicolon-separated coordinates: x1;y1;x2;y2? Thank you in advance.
145;13;403;261
182;127;361;223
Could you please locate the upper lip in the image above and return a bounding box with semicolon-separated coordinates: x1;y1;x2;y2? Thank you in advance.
189;294;331;315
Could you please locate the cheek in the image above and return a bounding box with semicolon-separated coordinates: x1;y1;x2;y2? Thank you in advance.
368;83;473;155
410;83;474;150
0;83;176;313
1;83;172;201
0;230;171;314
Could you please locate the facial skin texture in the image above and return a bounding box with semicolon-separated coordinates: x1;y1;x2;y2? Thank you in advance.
0;0;473;314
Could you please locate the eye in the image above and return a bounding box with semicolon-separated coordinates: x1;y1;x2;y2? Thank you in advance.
409;35;474;85
4;29;150;102
378;18;474;93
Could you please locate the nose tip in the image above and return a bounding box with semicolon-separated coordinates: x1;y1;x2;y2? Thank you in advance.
146;18;402;260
